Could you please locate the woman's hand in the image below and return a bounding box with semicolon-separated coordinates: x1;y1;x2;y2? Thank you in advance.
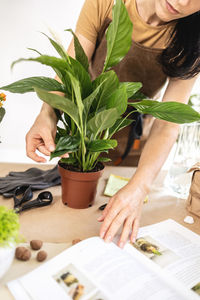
26;109;58;163
98;181;147;248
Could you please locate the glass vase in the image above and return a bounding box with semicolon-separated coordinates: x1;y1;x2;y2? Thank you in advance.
164;122;200;198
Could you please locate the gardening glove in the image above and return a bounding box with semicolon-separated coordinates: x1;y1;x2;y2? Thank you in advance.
0;165;61;196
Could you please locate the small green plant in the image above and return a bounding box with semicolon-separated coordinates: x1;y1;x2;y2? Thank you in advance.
1;0;200;171
0;206;22;247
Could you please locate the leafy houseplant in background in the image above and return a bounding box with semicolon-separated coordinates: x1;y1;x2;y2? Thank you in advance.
1;0;200;208
0;206;21;279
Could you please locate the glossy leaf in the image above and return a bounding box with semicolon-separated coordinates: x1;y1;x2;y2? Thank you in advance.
41;32;69;60
87;139;117;152
97;157;112;163
34;88;81;131
66;29;89;71
119;82;142;99
68;56;92;98
83;80;107;119
106;85;127;115
0;107;5;123
129;100;200;123
109;118;133;137
67;72;84;122
92;71;119;111
88;108;118;135
103;0;133;71
60;157;78;165
0;77;65;94
11;55;69;72
50;135;80;159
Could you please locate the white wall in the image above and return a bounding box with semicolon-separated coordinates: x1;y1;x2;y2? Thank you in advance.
0;0;84;163
0;0;199;164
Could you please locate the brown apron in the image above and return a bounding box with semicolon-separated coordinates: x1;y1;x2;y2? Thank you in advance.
90;18;168;165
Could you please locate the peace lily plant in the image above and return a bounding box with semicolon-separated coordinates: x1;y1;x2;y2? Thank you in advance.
1;0;200;173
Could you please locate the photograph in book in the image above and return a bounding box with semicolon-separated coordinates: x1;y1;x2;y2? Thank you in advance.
192;282;200;296
131;236;180;268
53;263;106;300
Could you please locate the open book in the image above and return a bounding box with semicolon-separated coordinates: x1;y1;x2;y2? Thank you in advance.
8;219;200;300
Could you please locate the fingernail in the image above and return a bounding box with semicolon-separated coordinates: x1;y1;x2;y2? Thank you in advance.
100;231;105;239
97;216;103;221
49;145;55;152
119;242;124;248
105;235;112;243
132;237;136;244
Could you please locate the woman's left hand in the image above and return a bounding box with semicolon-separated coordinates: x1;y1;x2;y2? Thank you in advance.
98;182;147;248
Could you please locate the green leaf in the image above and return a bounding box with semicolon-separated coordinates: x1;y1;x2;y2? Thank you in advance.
129;100;200;124
11;55;69;72
41;32;69;60
27;48;42;55
57;126;68;136
34;88;81;131
88;108;119;135
97;157;112;163
50;135;80;159
106;85;127;115
109;118;133;137
87;139;117;152
0;107;5;123
92;71;119;111
119;82;142;99
0;77;65;94
68;56;92;98
103;0;133;71
60;157;78;165
66;29;89;71
83;80;107;119
66;71;84;123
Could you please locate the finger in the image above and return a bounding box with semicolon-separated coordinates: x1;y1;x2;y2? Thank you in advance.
99;204;121;239
103;209;128;243
97;197;115;222
61;153;69;158
118;217;133;248
130;218;140;243
26;138;46;163
42;136;55;152
37;145;51;156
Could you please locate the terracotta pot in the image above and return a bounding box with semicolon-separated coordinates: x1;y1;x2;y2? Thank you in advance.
58;163;104;209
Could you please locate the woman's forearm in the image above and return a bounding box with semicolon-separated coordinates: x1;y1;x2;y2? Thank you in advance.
129;119;180;192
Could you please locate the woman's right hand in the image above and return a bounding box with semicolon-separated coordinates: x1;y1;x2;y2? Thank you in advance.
26;109;57;163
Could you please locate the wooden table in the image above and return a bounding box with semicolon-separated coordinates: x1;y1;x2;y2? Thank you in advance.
0;162;199;299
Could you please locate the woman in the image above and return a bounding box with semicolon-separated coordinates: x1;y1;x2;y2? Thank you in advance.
26;0;200;248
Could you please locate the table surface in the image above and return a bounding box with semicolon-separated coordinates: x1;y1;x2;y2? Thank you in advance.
0;162;200;299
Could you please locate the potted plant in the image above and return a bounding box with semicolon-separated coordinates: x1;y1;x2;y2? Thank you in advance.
1;0;200;208
0;206;21;279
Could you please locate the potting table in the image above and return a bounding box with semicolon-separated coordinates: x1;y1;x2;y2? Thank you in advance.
0;162;200;299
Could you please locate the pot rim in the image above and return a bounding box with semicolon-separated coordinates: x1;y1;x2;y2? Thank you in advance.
58;161;104;175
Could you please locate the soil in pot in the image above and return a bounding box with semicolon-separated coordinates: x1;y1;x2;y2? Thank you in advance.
58;162;104;209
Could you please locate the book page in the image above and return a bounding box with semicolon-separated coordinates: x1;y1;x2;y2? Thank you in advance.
125;219;200;298
7;234;193;300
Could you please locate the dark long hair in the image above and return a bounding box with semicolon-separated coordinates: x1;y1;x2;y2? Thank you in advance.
160;11;200;79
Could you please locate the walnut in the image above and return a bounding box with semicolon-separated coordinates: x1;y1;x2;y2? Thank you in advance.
72;239;82;245
15;247;31;261
30;240;43;250
36;250;47;262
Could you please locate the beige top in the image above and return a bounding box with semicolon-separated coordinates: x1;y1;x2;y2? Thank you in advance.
76;0;175;48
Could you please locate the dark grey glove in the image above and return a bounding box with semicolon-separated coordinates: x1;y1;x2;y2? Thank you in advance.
0;165;61;196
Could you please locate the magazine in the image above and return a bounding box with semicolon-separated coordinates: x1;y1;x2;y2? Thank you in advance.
7;219;200;300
